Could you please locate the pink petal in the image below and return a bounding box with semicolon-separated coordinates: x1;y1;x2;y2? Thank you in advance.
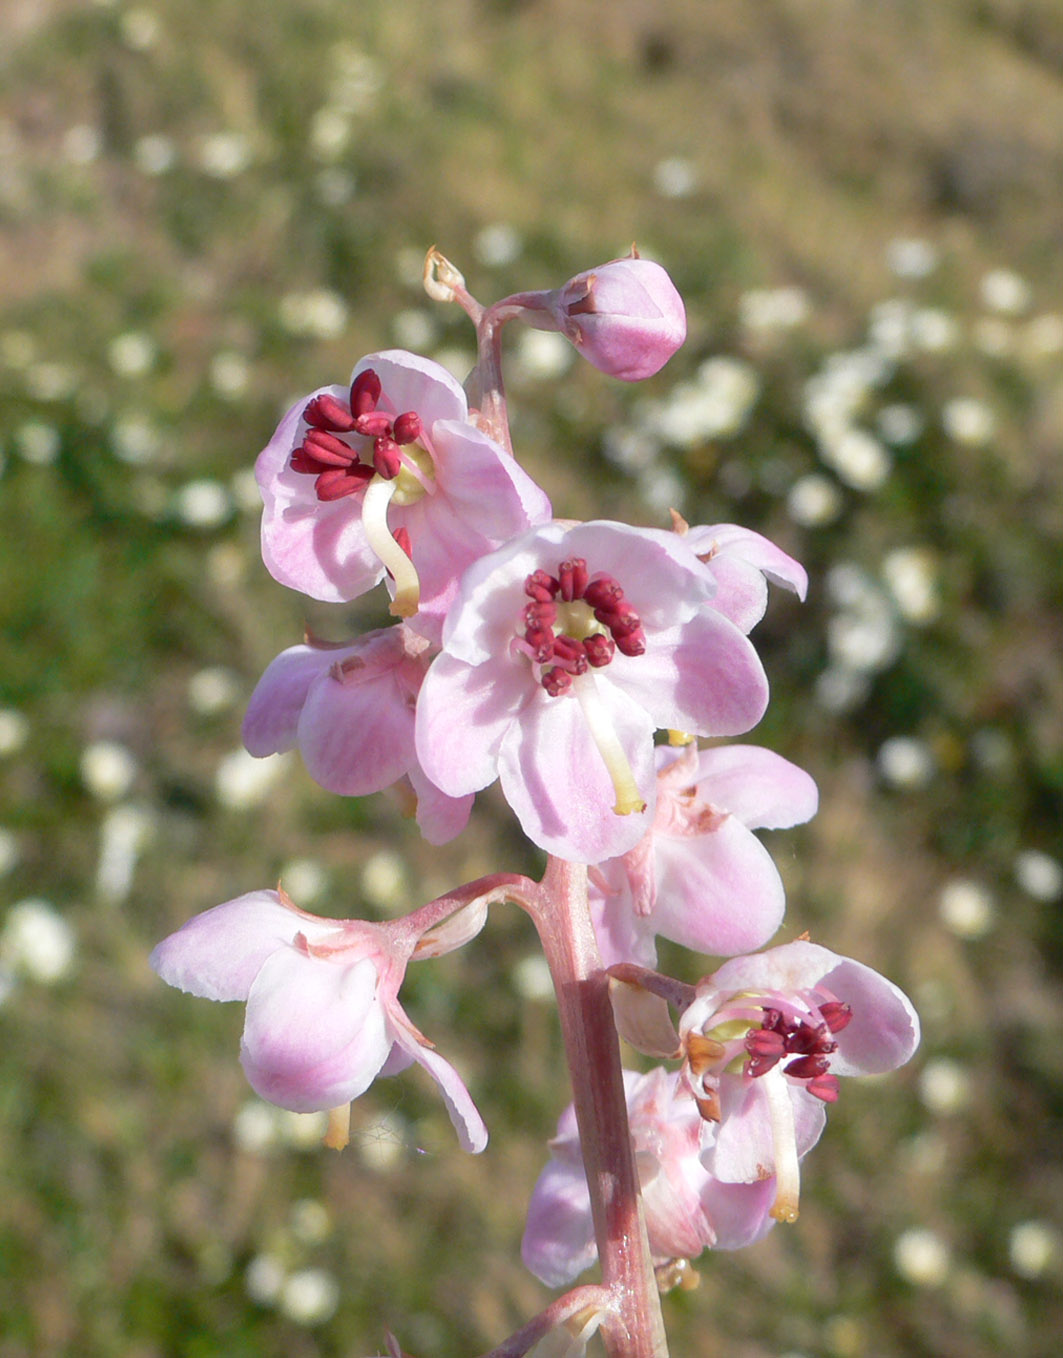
497;678;656;862
816;956;921;1076
415;652;530;796
610;612;768;737
391;1024;489;1154
150;890;313;1001
686;523;808;601
650;820;786;956
406;764;475;846
711;1079;826;1184
700;554;769;631
690;745;819;830
353;350;468;429
521;1158;597;1287
243;643;344;756
297;663;416;797
241;947;391;1111
699;1176;778;1250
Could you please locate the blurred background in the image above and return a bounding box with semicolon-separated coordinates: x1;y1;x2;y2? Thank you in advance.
2;1;1062;1355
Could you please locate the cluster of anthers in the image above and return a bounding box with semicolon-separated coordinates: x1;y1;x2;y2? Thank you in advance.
519;557;646;698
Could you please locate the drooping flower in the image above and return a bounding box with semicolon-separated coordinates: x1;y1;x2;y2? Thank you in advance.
590;742;818;967
677;940;920;1223
522;1067;777;1288
255;350;551;640
673;517;808;634
534;255;687;381
242;624;472;845
415;520;769;862
150;888;488;1152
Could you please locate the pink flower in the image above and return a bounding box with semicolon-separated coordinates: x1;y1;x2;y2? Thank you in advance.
590;742;819;967
150;889;488;1152
540;256;687;381
255;350;551;641
415;520;769;862
678;940;919;1222
242;624;473;845
677;520;808;633
522;1067;776;1287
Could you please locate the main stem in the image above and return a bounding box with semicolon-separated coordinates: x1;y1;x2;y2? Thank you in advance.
531;857;669;1358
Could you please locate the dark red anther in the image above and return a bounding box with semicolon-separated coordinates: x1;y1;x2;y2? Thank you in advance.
350;368;382;416
614;629;646;657
583;633;615;667
760;1008;787;1032
314;464;374;500
302;428;360;467
807;1073;840;1103
542;667;573;697
525;570;560;602
558;558;584;602
746;1028;787;1060
606;606;642;639
392;411;423;445
393;525;413;560
552;635;589;674
353;411;394;438
373;437;403;479
818;1002;853;1034
784;1054;831;1080
524;601;558;630
303;393;358;432
583;576;623;610
524;628;555;663
746;1054;783;1078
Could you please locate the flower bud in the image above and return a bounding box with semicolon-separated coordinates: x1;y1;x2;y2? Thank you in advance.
548;256;686;381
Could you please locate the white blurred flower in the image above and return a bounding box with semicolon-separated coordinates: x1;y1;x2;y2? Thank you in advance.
473;223;522;268
939;879;995;939
0;709;29;756
233;1100;281;1153
876;736;935;789
893;1228;950;1287
430;347;474;382
209;351;250;399
1014;849;1063;903
280;857;328;905
738;286;810;333
309;106;351;161
290;1199;331;1245
81;740;138;801
638;465;686;514
187;666;241;716
511;329;573;383
653;156;696;198
868;299;914;359
215;748;290;809
882;546;940;624
198;131;252;179
1;899;75;983
601;425;659;472
0;827;18;877
63;124;102;165
329;45;382;114
886;237;939;279
279;289;349;340
512;954;554;1002
1022;314;1063;358
133;133;176;175
280;1269;339;1325
1009;1221;1058;1279
814;665;871;713
876;403;924;447
25;362;77;401
173;479;234;528
972;317;1014;358
360;850;407;908
120;8;161;51
111;414;162;465
96;803;153;905
918;1059;971;1114
357;1111;411;1170
650;357;758;447
246;1254;287;1305
787;473;843;528
980;268;1031;316
108;331;156;378
818;426;891;492
942;397;994;446
14;421;60;466
910;307;958;353
279;1109;329;1149
389;309;438;352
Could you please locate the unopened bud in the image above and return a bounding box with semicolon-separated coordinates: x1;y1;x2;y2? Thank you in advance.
547;256;686;381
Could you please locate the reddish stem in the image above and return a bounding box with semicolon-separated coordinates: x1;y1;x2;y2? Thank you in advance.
523;857;669;1358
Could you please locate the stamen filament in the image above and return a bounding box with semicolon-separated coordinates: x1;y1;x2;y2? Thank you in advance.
571;672;647;816
362;475;420;617
763;1065;801;1222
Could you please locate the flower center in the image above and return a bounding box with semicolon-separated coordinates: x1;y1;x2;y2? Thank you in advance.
289;369;436;617
517;557;647;816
